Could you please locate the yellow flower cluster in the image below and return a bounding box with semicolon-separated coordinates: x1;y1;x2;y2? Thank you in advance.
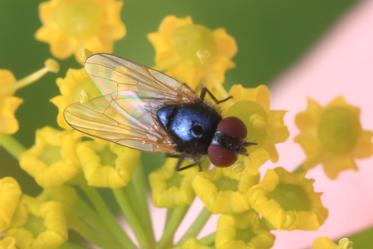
0;60;59;134
20;127;81;188
0;1;371;248
0;70;22;135
77;140;140;187
225;84;289;170
0;177;68;249
248;167;328;230
145;16;371;249
50;68;100;129
149;158;198;207
295;97;373;179
148;16;237;90
19;126;140;189
216;211;275;249
35;0;126;61
192;168;259;214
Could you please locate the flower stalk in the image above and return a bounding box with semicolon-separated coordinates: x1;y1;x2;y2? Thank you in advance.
0;134;25;159
112;187;152;249
178;207;211;244
77;183;136;249
199;232;215;245
157;205;189;249
13;59;59;91
131;165;156;245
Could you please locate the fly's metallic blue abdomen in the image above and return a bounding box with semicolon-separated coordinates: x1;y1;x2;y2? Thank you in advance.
156;102;221;155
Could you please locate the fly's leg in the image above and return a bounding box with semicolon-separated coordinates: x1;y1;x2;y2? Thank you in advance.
165;153;181;158
175;158;202;171
200;87;232;104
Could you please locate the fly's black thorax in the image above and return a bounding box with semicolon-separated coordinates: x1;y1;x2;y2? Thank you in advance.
156;102;221;155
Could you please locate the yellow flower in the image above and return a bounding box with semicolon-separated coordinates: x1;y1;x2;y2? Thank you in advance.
0;177;22;232
0;237;17;249
247;167;328;230
295;97;373;179
35;0;126;60
180;238;212;249
148;15;237;89
224;84;289;171
192;168;259;214
0;60;59;134
0;96;23;134
77;140;140;188
50;68;101;129
6;196;68;249
149;158;198;208
0;69;17;98
0;70;23;134
19;127;81;188
37;185;77;218
216;211;275;249
312;237;353;249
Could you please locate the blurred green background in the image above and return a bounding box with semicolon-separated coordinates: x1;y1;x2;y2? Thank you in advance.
2;0;371;247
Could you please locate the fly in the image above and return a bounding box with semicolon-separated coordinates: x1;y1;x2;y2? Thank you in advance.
64;54;256;171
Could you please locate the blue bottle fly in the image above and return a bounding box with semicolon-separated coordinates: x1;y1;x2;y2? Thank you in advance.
64;53;256;171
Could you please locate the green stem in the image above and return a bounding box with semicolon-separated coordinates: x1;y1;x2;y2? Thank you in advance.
70;218;112;248
75;198;116;236
113;188;150;249
178;207;211;244
132;165;155;245
78;183;136;249
157;206;189;249
0;134;26;159
165;208;174;228
200;232;215;245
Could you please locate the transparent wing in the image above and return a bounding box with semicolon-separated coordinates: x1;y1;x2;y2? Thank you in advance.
84;53;198;104
64;53;200;153
64;91;176;152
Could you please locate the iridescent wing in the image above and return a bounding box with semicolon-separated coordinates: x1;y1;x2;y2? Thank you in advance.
64;54;199;153
84;53;197;103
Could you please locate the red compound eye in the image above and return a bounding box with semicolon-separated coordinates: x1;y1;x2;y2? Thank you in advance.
208;145;237;167
217;116;247;139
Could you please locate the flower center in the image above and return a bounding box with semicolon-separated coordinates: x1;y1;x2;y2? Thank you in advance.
172;24;216;65
98;147;117;166
317;106;361;154
24;215;46;237
235;228;255;243
268;183;310;211
73;81;99;104
166;173;184;188
55;0;104;37
225;101;268;144
40;145;61;165
216;177;238;191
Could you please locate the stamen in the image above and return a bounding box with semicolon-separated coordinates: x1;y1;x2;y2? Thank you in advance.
77;49;93;64
44;59;60;73
14;59;60;91
79;90;90;104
